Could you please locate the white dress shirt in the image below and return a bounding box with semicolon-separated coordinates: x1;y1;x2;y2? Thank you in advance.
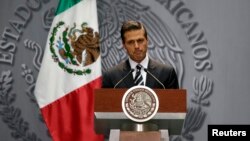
128;54;149;85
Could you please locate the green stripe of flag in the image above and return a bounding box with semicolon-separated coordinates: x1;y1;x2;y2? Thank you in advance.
55;0;82;15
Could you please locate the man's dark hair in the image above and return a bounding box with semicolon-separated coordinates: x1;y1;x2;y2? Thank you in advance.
120;20;148;43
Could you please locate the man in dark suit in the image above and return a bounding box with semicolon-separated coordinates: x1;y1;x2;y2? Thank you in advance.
102;20;179;89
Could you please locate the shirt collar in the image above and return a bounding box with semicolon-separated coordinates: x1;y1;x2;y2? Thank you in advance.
129;54;149;70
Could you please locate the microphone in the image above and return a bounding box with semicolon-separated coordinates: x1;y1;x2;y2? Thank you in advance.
144;68;165;89
114;69;134;88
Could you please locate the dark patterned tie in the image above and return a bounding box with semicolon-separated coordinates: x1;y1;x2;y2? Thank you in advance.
134;64;144;85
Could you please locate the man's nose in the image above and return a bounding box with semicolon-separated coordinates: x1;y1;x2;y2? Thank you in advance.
134;41;139;48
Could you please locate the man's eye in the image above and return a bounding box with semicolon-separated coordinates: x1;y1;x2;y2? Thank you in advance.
128;41;135;45
137;39;144;43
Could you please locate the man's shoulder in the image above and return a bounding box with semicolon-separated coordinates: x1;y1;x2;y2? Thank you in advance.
149;59;174;71
104;60;128;74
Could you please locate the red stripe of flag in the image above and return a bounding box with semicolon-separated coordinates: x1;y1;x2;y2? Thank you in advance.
41;77;103;141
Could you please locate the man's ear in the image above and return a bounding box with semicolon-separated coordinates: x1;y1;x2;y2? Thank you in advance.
122;43;126;49
123;44;128;52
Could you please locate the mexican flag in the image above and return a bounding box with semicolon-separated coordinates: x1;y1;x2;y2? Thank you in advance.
34;0;103;141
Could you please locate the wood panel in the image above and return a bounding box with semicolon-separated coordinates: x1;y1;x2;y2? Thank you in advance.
94;89;186;113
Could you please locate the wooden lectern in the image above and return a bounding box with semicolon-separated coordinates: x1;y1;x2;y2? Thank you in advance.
94;88;186;141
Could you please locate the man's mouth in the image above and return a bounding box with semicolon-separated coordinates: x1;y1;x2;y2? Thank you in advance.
134;51;142;55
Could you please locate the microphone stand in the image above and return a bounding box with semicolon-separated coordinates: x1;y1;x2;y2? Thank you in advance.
144;69;165;89
114;69;134;88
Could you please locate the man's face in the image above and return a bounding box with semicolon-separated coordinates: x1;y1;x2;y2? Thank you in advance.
123;29;148;63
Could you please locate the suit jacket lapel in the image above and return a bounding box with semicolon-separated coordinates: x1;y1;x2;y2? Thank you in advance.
146;59;157;88
122;60;135;88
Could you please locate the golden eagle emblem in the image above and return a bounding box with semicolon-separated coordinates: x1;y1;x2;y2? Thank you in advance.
49;21;100;75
